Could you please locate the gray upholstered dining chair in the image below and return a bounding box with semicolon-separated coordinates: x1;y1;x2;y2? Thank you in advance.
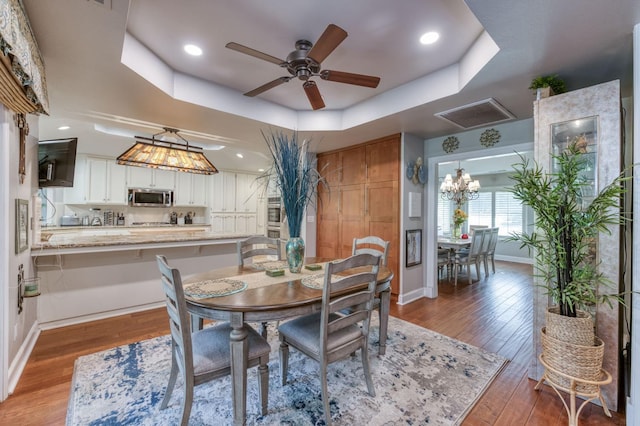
156;255;271;426
278;253;381;426
437;248;451;279
237;235;282;266
453;228;486;286
478;227;493;277
352;235;391;355
483;227;500;275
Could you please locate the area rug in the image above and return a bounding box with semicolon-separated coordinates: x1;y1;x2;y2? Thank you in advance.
67;316;507;425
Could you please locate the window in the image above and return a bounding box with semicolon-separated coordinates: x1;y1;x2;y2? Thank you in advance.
494;191;523;236
463;189;523;237
467;192;492;228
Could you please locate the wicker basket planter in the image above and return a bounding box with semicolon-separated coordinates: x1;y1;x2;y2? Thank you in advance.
545;306;595;346
541;327;604;394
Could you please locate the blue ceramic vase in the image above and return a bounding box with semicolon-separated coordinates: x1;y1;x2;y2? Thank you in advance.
285;237;305;273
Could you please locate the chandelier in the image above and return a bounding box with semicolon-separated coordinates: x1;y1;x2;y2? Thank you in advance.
440;165;480;207
117;127;218;175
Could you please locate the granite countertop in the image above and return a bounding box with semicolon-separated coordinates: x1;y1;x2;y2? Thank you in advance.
33;226;252;252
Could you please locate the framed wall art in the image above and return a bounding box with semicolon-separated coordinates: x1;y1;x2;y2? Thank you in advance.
406;229;422;267
15;198;29;253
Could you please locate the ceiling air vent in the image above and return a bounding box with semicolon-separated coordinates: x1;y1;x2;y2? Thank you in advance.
435;98;515;129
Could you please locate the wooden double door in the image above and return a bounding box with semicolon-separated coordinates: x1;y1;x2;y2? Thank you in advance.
316;134;400;293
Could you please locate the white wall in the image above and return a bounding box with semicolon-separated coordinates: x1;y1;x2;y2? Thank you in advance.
628;21;640;426
1;106;40;399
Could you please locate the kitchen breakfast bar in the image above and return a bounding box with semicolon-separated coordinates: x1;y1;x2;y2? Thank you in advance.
31;226;256;328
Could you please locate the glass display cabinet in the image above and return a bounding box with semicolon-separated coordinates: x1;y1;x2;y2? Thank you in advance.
533;80;622;411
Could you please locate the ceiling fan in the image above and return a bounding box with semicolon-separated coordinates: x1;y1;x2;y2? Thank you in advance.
226;24;381;110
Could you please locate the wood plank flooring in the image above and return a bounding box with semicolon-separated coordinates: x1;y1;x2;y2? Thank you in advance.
0;261;626;425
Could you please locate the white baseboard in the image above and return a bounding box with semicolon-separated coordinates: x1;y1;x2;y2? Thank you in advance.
397;287;426;305
38;301;165;331
8;321;40;395
495;254;533;264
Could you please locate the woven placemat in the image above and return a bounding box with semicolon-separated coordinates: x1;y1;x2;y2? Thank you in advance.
184;279;247;299
301;273;344;290
251;260;289;271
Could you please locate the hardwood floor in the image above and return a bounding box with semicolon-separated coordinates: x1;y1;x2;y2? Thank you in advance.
0;261;625;425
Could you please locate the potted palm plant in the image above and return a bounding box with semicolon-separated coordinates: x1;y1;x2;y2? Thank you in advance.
508;140;628;387
529;74;567;99
262;130;325;273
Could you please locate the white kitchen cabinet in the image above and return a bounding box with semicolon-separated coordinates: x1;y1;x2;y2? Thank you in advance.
235;173;259;212
174;172;208;206
127;166;175;190
210;213;236;233
85;157;127;204
235;213;257;234
210;171;237;212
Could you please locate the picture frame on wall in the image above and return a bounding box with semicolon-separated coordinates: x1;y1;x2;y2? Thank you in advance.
406;229;422;267
16;199;29;253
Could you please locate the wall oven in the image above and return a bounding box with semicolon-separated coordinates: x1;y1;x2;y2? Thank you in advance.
267;196;282;227
267;196;282;239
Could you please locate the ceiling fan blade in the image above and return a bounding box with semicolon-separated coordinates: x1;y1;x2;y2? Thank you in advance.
303;80;325;110
226;42;285;66
307;24;348;64
320;70;381;88
244;77;290;97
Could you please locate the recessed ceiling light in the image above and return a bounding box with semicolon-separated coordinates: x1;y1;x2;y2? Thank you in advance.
420;31;439;45
236;153;244;159
184;44;202;56
258;168;265;172
58;125;70;130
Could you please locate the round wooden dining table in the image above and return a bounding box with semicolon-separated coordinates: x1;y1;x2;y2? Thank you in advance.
183;257;393;426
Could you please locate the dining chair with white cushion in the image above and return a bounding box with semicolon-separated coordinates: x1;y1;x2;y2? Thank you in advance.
278;253;381;426
454;228;486;286
156;255;271;426
351;235;391;355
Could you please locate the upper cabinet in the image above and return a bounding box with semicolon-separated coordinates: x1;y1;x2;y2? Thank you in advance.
86;157;127;204
63;155;127;205
210;171;259;213
127;167;175;190
235;173;259;212
174;172;208;207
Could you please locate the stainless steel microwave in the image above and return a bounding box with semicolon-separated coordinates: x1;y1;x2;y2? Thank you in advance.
128;188;173;207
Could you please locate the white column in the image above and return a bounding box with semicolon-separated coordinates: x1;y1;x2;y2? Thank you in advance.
628;21;640;426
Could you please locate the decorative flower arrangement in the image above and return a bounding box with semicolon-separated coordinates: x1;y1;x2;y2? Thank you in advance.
262;130;324;238
453;208;468;226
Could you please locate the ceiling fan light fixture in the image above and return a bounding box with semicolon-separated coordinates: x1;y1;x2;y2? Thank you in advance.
117;127;218;175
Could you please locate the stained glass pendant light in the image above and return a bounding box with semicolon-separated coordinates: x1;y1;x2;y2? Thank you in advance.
117;127;218;175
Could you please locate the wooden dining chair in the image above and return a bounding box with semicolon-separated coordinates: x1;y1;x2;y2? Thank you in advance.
237;235;282;337
237;235;282;266
278;253;381;426
156;255;271;426
351;235;391;355
453;228;485;286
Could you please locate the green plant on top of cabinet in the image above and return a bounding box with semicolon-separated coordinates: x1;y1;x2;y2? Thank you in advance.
174;172;208;207
127;166;175;190
88;157;127;204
